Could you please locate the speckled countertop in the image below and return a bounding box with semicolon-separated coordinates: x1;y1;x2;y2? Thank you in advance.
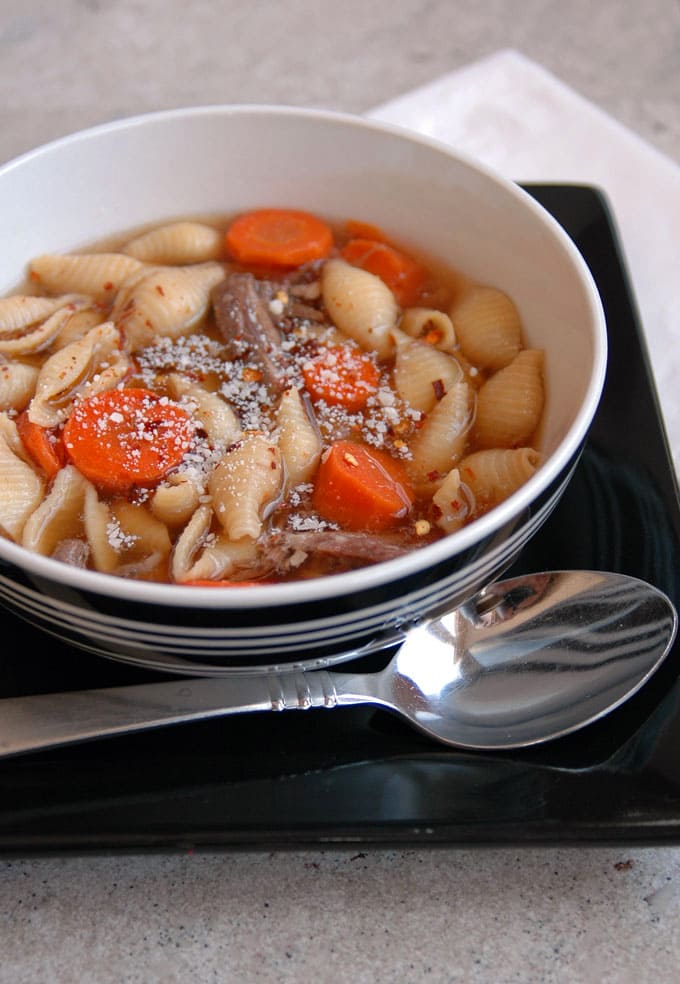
2;2;680;982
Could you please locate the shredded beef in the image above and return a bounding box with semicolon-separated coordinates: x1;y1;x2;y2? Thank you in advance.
212;273;283;390
52;539;90;568
264;529;413;572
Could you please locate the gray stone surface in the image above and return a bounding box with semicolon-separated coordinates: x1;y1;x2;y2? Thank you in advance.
3;847;680;982
1;2;679;981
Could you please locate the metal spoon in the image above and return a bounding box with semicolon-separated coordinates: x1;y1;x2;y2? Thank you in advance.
0;570;676;757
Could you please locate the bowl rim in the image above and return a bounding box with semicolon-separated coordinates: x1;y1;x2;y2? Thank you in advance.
0;103;608;609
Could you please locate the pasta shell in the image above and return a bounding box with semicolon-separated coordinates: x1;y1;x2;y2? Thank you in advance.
474;349;544;449
432;468;470;534
209;432;283;541
49;304;108;351
0;361;39;412
392;329;463;414
0;298;85;357
0;411;29;460
458;447;541;513
450;286;523;370
172;505;257;583
167;373;242;448
183;535;257;583
29;253;143;304
151;473;202;528
112;262;224;351
123;222;224;265
276;387;321;489
107;500;172;578
400;307;456;352
321;258;398;358
0;413;44;541
22;465;89;556
23;467;176;574
171;504;211;581
409;381;473;489
82;483;130;574
0;294;83;333
83;484;173;576
28;322;130;428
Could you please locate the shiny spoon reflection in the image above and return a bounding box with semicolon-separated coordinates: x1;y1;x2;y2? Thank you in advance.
1;570;676;757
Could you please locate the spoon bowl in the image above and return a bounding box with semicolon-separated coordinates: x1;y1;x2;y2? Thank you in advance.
369;570;677;748
0;570;675;757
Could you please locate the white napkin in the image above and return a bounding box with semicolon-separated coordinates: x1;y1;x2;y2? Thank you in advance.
368;49;680;475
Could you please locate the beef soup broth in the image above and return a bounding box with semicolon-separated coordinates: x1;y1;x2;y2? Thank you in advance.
0;209;545;585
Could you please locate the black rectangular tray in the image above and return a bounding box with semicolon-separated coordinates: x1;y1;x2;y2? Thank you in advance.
2;184;680;854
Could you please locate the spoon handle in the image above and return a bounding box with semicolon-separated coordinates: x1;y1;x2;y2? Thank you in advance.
0;670;367;758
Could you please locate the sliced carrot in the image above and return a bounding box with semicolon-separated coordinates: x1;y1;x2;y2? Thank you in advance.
345;219;387;242
16;411;66;480
63;388;194;494
312;440;413;532
302;344;380;412
225;208;334;267
340;238;427;307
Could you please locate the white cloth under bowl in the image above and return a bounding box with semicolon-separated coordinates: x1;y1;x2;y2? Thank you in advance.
368;49;680;477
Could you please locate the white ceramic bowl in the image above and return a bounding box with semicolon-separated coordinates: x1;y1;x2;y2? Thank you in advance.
0;106;607;675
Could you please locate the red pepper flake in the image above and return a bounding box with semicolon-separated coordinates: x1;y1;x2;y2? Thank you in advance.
424;327;443;346
432;378;445;401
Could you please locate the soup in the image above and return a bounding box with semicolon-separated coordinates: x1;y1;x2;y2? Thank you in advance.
0;208;544;584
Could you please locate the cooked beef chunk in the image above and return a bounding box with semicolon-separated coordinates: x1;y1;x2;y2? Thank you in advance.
266;529;412;572
52;538;90;568
212;272;283;389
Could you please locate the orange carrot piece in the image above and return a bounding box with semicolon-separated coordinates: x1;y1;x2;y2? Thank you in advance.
340;238;427;307
302;344;380;412
345;219;387;242
312;440;413;532
16;412;66;480
63;388;194;494
225;208;334;267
